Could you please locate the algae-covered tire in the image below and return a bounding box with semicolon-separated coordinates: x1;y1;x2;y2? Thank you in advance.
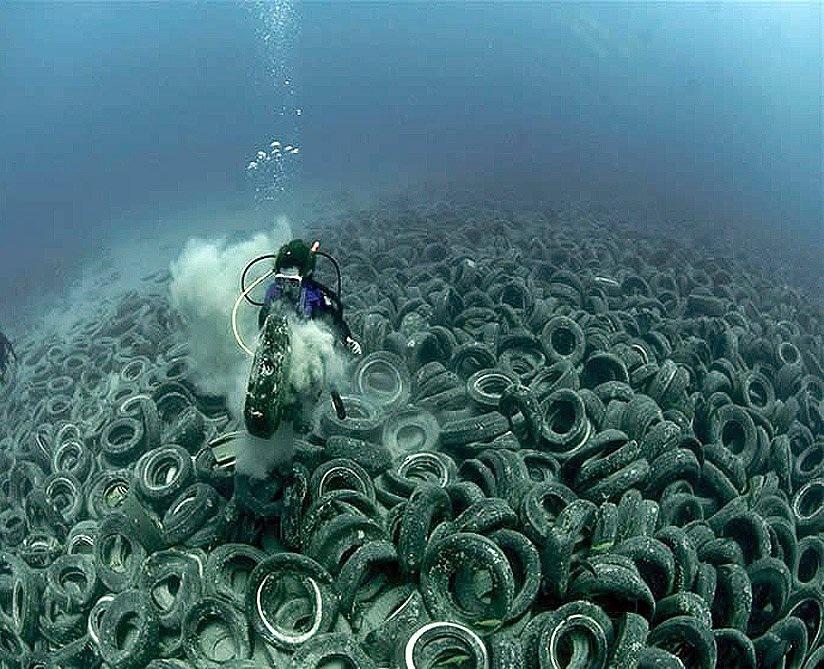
414;364;458;400
0;622;29;668
793;478;824;535
118;393;162;452
86;468;133;519
522;601;613;669
752;615;808;669
352;351;411;411
795;536;824;589
305;512;386;576
382;407;441;456
318;394;385;441
647;615;717;669
637;647;685;669
420;532;515;632
165;406;207;454
98;589;158;669
609;612;649;669
204;543;266;610
714;628;757;669
100;416;147;467
43;472;84;527
397;483;452;576
66;519;99;556
583;459;651;503
538;388;592;458
489;528;540;620
498;383;543;446
440;411;510;449
161;483;224;545
568;554;656;622
0;551;40;642
467;369;519;410
246;553;338;651
324;436;393;476
138;548;203;629
413;361;449;396
288;632;377;669
310;458;376;502
95;512;147;593
45;554;100;614
449;342;497;381
182;596;252;668
51;438;95;483
335;539;399;615
133;444;195;511
530;360;581;402
541;315;586;365
244;313;291;439
401;622;489;669
489;632;522;669
784;586;824;653
378;451;458;505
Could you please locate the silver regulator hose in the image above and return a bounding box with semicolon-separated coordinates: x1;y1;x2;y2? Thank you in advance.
232;268;275;356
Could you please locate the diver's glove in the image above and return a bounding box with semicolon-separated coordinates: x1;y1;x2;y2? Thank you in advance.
345;336;362;356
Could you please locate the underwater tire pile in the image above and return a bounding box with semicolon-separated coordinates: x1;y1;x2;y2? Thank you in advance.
1;202;823;668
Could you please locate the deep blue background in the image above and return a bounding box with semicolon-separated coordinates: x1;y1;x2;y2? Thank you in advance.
1;1;821;315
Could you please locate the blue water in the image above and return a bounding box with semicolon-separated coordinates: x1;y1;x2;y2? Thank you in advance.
1;1;821;323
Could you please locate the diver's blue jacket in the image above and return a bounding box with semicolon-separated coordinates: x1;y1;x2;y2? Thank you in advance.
258;276;352;344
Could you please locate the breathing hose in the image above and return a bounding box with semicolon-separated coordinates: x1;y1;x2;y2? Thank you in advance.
232;268;275;356
314;249;342;297
241;254;277;306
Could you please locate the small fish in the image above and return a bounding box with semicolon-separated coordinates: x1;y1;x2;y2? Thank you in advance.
475;618;501;628
434;654;472;666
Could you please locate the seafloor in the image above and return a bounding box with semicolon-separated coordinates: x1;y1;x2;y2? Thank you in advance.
0;201;822;668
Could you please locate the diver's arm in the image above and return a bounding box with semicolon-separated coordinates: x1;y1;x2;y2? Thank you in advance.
320;302;351;346
312;283;360;354
336;313;352;343
337;316;361;355
328;297;356;348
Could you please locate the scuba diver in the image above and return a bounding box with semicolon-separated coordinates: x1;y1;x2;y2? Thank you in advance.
258;239;361;354
0;329;15;386
233;238;361;441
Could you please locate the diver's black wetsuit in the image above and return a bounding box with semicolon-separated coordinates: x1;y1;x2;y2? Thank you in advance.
0;331;15;384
